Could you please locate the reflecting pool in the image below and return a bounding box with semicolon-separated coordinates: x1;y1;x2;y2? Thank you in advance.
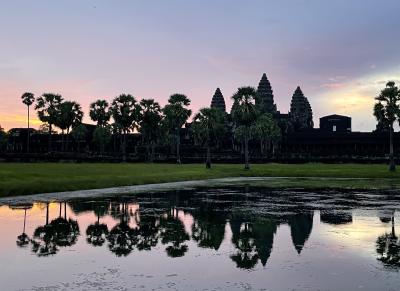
0;187;399;290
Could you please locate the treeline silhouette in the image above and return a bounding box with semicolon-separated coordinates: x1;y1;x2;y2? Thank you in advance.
15;88;282;169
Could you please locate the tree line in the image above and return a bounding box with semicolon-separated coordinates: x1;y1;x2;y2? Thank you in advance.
8;80;399;171
19;87;281;169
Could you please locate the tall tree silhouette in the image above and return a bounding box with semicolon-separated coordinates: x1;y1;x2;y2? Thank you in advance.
111;94;140;162
192;107;226;168
139;99;163;162
163;94;192;164
231;87;258;170
374;81;400;171
56;101;83;151
90;100;112;154
21;92;35;153
35;93;63;152
89;99;111;127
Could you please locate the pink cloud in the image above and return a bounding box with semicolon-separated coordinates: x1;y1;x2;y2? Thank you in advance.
320;82;347;89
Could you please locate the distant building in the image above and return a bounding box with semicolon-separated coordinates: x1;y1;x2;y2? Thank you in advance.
320;114;351;133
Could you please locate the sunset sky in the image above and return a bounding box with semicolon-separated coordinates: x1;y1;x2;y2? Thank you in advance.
1;0;399;131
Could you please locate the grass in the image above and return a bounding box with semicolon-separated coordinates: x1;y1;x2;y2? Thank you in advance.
0;163;399;197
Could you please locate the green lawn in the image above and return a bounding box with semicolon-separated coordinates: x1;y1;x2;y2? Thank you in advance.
0;163;398;197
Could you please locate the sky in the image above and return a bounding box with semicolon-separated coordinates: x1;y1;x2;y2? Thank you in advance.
0;0;399;131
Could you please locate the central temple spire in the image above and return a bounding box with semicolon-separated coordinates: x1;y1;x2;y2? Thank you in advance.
256;73;277;114
210;88;226;112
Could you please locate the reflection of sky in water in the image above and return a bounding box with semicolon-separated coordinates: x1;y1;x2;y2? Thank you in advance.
0;188;399;291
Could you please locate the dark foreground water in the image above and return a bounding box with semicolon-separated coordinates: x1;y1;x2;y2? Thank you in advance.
0;187;399;291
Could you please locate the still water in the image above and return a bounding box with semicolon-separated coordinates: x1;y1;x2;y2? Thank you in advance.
0;187;399;291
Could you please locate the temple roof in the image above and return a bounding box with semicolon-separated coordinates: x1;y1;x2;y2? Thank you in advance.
210;87;226;112
256;73;276;114
289;86;314;130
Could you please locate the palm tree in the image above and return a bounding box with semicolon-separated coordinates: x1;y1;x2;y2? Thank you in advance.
89;99;111;127
21;92;35;153
192;107;226;168
56;101;83;151
111;94;140;162
374;81;400;171
163;94;192;164
139;99;163;162
231;87;258;170
0;125;7;153
35;93;63;152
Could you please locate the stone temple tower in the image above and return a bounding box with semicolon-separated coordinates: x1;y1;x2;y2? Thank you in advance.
256;73;277;114
289;86;314;130
210;88;226;112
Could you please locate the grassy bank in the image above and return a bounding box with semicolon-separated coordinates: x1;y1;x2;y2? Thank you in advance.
0;163;399;197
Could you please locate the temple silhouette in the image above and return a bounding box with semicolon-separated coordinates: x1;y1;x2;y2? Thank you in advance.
3;73;398;162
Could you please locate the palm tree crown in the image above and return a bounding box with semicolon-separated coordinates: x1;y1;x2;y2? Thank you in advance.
89;99;111;127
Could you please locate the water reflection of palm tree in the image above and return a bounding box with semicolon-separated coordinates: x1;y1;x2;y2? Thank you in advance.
31;202;57;256
230;220;259;269
31;202;80;256
288;212;314;254
136;214;159;251
107;203;137;256
159;208;189;258
50;202;80;247
376;214;400;268
86;202;110;247
11;203;33;248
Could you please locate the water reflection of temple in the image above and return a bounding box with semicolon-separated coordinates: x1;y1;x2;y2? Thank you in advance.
8;190;321;270
320;210;353;225
6;188;400;275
